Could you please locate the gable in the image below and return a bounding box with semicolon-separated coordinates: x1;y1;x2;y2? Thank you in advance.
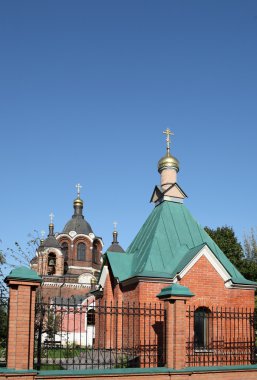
105;201;257;288
177;245;230;283
150;184;187;203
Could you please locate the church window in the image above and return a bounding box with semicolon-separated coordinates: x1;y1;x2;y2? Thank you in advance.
87;309;95;326
64;262;68;274
92;242;98;264
77;243;86;261
48;253;56;275
61;242;69;261
194;307;211;349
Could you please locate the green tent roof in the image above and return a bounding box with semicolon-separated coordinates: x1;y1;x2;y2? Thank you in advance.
106;201;256;286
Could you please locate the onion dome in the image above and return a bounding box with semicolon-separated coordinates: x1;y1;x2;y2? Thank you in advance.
107;224;125;253
44;222;61;249
158;152;179;173
158;128;179;173
62;196;93;235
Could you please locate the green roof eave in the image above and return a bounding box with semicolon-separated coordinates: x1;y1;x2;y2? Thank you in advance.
134;270;172;279
230;277;257;286
5;266;42;283
105;201;255;288
106;251;133;282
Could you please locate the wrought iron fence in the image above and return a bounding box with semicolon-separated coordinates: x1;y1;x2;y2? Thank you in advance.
34;297;166;370
186;306;256;367
0;284;9;368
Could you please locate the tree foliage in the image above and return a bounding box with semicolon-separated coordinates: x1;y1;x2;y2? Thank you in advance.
204;226;244;269
243;228;257;261
204;225;257;282
3;231;40;271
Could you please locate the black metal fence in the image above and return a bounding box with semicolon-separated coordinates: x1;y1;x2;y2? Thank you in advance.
0;284;9;368
34;297;166;370
186;306;256;367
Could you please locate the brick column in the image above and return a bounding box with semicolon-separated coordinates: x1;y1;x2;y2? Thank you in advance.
5;266;42;370
157;283;194;370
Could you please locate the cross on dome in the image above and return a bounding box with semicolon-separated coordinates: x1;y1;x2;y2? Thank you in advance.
163;128;174;154
76;183;82;198
49;212;54;224
41;230;45;239
113;221;117;232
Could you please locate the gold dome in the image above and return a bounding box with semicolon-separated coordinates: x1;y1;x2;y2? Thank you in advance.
158;152;179;173
73;197;83;206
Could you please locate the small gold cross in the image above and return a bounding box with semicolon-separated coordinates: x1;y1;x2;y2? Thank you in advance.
163;128;174;153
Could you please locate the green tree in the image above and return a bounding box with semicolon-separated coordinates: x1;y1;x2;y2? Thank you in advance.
243;228;257;261
0;244;6;280
241;228;257;282
204;225;257;282
204;226;244;270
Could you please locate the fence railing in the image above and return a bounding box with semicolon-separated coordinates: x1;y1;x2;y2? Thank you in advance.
0;285;9;368
34;297;166;370
186;306;256;367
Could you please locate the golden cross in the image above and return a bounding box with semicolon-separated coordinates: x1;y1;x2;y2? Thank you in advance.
163;128;174;153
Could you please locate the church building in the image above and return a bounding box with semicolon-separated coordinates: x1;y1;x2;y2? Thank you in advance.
30;185;124;299
98;129;256;310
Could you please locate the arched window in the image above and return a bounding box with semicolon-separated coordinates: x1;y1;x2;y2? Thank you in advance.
194;307;211;349
92;242;98;264
77;243;86;261
87;309;95;326
48;253;56;275
61;242;69;261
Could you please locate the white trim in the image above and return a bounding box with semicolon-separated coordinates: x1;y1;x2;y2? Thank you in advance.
225;280;257;290
44;247;63;256
177;245;257;290
69;266;100;272
163;196;183;203
57;233;104;247
99;265;109;288
42;282;92;288
178;245;230;282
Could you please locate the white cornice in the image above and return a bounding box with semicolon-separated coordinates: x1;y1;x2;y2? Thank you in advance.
98;265;109;288
57;233;103;247
69;266;100;272
178;245;230;282
177;245;257;290
42;282;92;288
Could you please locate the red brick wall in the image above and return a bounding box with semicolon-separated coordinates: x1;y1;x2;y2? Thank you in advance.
57;236;102;272
180;255;254;309
103;255;254;310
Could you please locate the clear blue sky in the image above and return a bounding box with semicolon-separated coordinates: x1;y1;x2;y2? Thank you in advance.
0;1;257;272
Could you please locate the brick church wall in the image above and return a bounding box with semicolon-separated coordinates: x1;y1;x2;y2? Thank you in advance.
180;255;255;309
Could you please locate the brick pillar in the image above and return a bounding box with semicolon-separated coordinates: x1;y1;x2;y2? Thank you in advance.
157;283;194;370
5;266;42;370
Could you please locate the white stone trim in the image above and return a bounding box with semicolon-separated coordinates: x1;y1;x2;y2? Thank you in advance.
69;266;100;272
99;265;109;288
57;234;103;247
177;245;257;290
178;245;230;282
44;247;63;257
224;280;257;290
43;282;92;288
